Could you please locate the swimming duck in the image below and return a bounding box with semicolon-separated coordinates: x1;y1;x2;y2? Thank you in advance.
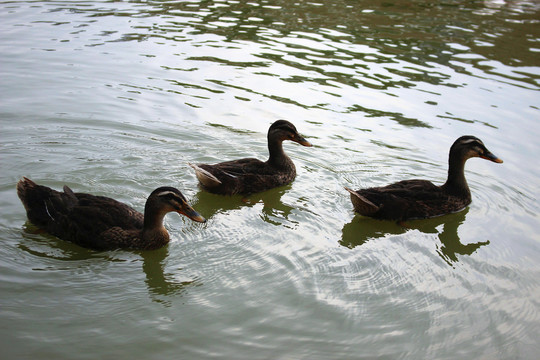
189;120;312;195
345;136;503;221
16;177;205;250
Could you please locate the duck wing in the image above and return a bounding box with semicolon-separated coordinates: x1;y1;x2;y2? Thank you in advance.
192;158;284;195
189;158;263;188
73;193;143;229
54;193;143;249
17;178;143;250
17;177;78;229
355;180;458;220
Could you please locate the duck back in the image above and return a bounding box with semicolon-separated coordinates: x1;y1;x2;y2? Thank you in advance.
17;178;144;250
195;158;296;195
356;179;471;220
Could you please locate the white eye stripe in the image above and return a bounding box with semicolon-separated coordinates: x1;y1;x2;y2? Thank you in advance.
461;138;483;145
156;191;178;197
156;190;186;204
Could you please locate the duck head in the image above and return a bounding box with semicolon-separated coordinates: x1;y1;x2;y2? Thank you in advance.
269;120;312;147
451;135;503;164
147;187;206;223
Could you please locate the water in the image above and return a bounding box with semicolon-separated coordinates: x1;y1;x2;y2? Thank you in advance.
1;0;539;359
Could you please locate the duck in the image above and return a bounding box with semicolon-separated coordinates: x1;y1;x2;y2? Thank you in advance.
189;120;312;195
345;136;503;221
16;177;206;250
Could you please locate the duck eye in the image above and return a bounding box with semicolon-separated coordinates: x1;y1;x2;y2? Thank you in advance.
169;199;182;209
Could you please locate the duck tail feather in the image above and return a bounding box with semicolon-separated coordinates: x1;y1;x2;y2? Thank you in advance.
62;185;78;209
345;187;379;216
188;163;222;187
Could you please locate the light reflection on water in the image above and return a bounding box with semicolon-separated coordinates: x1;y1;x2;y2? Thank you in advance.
1;0;539;359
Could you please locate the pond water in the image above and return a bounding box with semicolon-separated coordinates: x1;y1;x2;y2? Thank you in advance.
1;0;539;359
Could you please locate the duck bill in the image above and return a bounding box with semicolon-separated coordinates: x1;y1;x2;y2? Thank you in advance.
481;151;503;164
179;206;206;223
294;135;312;147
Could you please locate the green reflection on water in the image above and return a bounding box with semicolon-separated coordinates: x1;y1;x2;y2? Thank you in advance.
140;247;199;305
340;207;490;266
191;183;295;224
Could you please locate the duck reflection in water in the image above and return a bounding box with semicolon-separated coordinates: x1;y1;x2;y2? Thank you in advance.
18;226;197;304
190;184;297;226
340;208;489;265
140;247;198;304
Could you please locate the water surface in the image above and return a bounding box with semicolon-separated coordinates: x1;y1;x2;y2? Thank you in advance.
1;1;539;359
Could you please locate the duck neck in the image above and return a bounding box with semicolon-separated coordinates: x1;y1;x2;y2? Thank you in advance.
141;202;170;249
442;154;470;198
267;136;293;168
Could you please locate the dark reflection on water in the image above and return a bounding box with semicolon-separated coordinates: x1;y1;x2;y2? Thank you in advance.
340;215;406;249
340;207;490;265
183;0;540;67
19;222;194;304
347;104;433;127
34;0;540;89
139;248;197;304
18;222;102;262
191;184;296;224
9;0;536;136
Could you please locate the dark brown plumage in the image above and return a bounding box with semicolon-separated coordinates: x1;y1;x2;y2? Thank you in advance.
16;178;205;250
345;136;503;221
189;120;312;195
